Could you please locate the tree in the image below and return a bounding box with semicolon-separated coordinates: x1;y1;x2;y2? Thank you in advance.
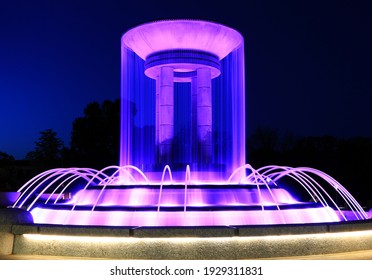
26;129;63;167
0;152;15;163
68;99;120;168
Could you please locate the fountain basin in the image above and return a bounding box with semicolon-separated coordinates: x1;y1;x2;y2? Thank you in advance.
28;184;340;226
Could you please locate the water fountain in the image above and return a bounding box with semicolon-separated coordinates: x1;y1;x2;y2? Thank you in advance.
11;19;368;227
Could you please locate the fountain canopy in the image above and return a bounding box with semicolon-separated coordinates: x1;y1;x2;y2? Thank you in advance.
122;19;243;60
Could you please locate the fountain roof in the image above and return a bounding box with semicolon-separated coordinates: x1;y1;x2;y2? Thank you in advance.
121;19;243;60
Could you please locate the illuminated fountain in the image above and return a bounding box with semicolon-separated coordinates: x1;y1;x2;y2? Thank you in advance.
12;19;368;226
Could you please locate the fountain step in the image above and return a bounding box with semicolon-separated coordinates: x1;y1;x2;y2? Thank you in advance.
34;202;320;212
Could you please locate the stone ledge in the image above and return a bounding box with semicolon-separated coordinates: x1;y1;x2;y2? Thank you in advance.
12;227;372;259
12;225;39;235
38;225;131;237
0;208;33;225
7;220;372;259
328;219;372;233
131;226;236;238
237;223;329;236
12;224;131;237
0;225;12;233
9;220;372;238
0;225;14;255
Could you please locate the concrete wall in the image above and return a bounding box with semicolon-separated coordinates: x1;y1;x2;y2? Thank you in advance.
8;220;372;259
0;225;14;255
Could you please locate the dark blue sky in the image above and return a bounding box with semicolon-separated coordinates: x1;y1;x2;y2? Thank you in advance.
1;0;371;159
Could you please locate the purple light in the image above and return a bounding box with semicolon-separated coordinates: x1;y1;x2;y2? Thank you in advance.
11;19;369;227
121;20;243;61
120;19;246;182
62;188;299;207
30;207;341;226
12;165;368;226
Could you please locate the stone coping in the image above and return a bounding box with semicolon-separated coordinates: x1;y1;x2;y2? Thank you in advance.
5;219;372;238
3;220;372;259
0;208;33;225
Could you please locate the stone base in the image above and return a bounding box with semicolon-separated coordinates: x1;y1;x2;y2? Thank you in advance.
8;220;372;259
0;225;14;255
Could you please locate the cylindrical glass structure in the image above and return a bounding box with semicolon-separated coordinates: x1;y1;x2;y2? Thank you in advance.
120;20;245;183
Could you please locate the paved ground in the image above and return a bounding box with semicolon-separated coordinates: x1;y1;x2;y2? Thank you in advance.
1;250;372;260
264;249;372;260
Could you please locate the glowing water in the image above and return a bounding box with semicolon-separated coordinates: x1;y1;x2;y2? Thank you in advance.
120;20;246;182
12;165;367;226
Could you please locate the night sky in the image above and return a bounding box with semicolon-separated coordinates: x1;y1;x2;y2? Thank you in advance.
1;0;371;159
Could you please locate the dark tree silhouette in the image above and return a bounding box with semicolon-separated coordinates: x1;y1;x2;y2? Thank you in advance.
68;99;120;168
0;152;15;163
0;151;16;191
26;129;63;167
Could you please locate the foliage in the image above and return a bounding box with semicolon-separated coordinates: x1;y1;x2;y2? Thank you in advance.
67;99;120;168
26;129;63;167
0;151;15;163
